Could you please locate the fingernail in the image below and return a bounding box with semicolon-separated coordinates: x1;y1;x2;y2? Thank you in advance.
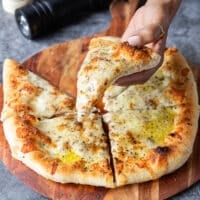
128;36;142;47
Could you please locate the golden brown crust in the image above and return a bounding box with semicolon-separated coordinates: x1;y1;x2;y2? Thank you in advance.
161;48;198;105
89;37;160;63
115;42;155;63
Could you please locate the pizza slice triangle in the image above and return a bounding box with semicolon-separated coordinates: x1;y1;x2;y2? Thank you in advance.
1;59;114;188
1;59;75;121
76;36;161;121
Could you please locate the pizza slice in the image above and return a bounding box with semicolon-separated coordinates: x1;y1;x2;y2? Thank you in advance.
103;104;199;186
4;112;114;187
76;36;161;121
103;48;198;112
1;59;114;188
1;59;75;121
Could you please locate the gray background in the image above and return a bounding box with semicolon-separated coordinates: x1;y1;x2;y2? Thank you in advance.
0;0;200;199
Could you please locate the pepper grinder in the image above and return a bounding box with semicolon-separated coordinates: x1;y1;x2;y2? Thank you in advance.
15;0;112;39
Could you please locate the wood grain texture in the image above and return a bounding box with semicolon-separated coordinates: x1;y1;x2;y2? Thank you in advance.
0;0;200;199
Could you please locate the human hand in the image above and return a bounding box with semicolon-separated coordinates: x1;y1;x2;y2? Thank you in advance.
115;0;181;86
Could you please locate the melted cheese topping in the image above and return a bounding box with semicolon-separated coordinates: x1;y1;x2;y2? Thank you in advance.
103;49;192;113
139;108;175;144
55;151;81;164
27;72;75;118
103;68;173;112
37;113;110;164
1;50;197;187
103;107;176;159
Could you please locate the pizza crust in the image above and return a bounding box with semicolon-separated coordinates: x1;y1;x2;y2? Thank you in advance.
101;48;199;186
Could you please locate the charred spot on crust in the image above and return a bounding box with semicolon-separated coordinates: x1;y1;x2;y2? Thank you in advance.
81;41;89;52
18;64;28;75
154;146;170;155
169;132;176;137
169;132;182;140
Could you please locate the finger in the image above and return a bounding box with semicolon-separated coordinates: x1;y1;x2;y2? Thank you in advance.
127;24;165;47
146;34;167;54
153;34;167;54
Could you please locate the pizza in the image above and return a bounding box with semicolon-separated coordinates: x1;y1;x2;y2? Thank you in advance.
76;36;161;122
1;41;199;188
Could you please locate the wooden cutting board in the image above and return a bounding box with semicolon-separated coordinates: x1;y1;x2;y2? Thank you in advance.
0;0;200;199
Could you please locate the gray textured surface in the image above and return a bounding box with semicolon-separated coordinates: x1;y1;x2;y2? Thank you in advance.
0;0;200;199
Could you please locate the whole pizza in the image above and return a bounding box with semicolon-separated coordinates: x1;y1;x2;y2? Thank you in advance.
1;37;199;188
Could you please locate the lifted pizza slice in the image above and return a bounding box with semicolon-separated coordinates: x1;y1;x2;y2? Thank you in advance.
76;36;161;121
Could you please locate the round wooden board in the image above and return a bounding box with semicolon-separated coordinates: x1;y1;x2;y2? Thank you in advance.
0;0;200;199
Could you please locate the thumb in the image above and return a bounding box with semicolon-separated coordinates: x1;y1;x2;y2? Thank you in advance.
127;24;166;47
